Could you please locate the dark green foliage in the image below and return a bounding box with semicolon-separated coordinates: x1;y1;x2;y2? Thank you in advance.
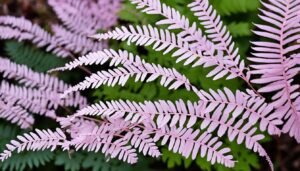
54;152;84;171
54;151;156;171
1;151;54;171
210;0;260;16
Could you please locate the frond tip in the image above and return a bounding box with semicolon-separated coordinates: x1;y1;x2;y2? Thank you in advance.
0;128;67;161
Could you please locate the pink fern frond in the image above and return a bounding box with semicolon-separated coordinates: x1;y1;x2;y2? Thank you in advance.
0;57;87;108
0;16;70;57
0;57;69;92
0;97;34;129
92;25;203;66
154;127;235;167
49;49;143;72
0;81;57;118
72;87;281;135
0;128;67;161
92;18;251;82
129;0;209;51
249;0;300;142
194;87;282;135
48;0;121;35
69;119;138;164
61;62;192;97
68;90;275;167
123;128;161;157
188;0;248;81
51;25;107;55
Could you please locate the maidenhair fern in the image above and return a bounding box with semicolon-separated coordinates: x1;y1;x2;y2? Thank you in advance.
0;0;299;171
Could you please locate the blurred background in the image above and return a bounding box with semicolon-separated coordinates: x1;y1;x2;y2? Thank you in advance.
0;0;299;171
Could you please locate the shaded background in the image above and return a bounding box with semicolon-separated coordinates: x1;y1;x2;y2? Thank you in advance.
0;0;299;171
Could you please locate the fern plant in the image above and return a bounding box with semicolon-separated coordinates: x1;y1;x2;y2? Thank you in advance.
1;0;300;170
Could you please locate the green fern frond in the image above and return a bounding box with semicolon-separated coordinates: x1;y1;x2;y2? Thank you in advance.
55;152;84;171
0;123;18;148
0;151;54;171
4;41;66;73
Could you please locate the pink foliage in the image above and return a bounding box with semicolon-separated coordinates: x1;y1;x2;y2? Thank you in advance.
0;57;87;128
0;128;67;161
249;0;300;142
0;16;70;57
48;0;121;35
0;0;122;58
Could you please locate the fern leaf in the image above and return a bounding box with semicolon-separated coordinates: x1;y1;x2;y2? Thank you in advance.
0;81;57;118
61;52;192;97
0;128;67;161
0;98;34;129
249;0;300;142
0;57;69;92
153;127;235;167
69;88;278;168
188;0;248;81
92;25;203;65
49;49;145;72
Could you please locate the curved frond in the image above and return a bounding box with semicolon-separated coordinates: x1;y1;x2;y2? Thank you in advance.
92;25;203;65
0;128;67;161
123;128;161;157
130;0;208;50
0;81;57;118
69;120;138;164
49;49;144;72
249;0;300;142
61;56;192;97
